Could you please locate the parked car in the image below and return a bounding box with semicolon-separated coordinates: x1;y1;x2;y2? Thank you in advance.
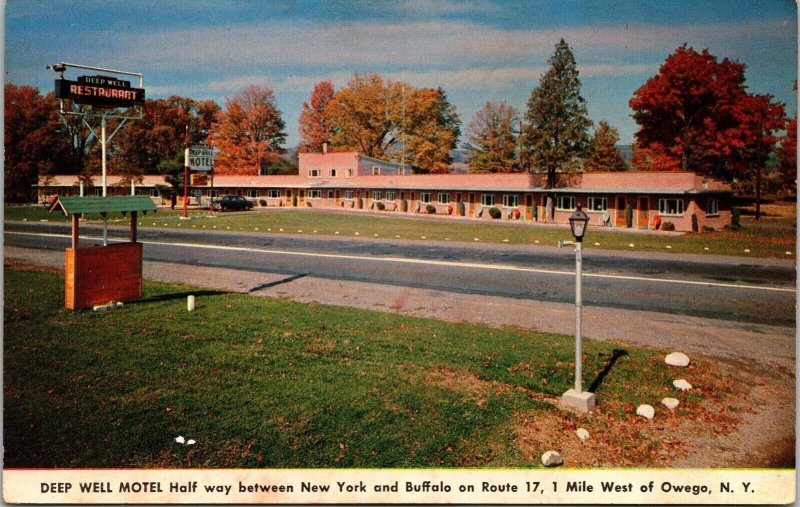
216;195;254;212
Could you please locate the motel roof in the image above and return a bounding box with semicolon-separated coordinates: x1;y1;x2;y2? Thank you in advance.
35;175;170;187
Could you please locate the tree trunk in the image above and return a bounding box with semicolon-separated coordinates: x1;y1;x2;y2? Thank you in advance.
755;163;762;220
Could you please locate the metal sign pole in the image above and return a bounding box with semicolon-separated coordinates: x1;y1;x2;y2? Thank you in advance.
574;240;583;393
101;113;108;246
182;125;189;219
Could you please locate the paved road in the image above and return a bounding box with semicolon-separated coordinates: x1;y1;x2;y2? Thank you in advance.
5;221;796;326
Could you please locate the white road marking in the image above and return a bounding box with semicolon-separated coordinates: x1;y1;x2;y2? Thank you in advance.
7;231;796;293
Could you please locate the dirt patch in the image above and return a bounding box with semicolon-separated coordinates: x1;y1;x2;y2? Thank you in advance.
4;260;62;274
514;356;756;467
426;367;507;408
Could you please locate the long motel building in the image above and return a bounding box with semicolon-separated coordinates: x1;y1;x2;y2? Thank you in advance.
35;151;733;232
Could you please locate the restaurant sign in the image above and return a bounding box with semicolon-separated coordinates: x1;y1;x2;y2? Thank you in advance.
55;75;145;108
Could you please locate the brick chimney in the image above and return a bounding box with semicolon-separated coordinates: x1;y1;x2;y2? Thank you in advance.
322;142;328;154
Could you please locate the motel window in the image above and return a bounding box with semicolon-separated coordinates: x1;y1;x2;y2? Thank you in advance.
587;197;607;212
556;196;576;211
309;169;320;177
329;169;337;177
502;194;519;207
309;190;322;199
707;198;719;216
420;193;432;203
372;166;381;175
480;194;495;206
658;198;684;216
385;191;396;201
246;189;260;198
94;188;102;196
328;190;334;199
373;191;382;200
345;169;353;177
206;189;220;197
344;190;354;199
267;189;280;198
438;193;450;204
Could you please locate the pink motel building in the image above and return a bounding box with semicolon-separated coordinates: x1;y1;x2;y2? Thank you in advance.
35;151;733;232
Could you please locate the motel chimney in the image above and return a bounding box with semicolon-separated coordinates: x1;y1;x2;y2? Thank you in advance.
323;142;328;154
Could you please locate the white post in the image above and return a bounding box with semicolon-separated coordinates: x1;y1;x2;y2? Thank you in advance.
131;179;135;196
79;180;84;197
575;241;583;393
101;114;108;246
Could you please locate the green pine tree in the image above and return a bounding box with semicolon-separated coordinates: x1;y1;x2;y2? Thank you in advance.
521;39;592;187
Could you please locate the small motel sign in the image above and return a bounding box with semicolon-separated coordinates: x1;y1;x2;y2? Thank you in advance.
188;146;215;172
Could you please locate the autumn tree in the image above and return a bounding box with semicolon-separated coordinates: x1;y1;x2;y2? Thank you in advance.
467;101;519;173
521;39;592;186
778;116;796;195
630;45;754;178
726;93;786;218
326;73;460;172
207;85;286;175
4;84;71;202
403;87;460;173
114;96;220;188
298;80;335;152
585;121;627;171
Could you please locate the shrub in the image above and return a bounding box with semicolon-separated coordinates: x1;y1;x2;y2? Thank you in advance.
661;221;675;231
457;201;465;216
292;195;298;207
625;204;633;228
731;207;741;229
401;199;408;212
691;213;699;232
375;201;385;211
259;199;267;207
425;204;436;214
357;197;363;209
702;225;715;232
488;207;502;219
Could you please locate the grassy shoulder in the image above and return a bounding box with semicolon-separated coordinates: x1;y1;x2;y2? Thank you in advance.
6;204;795;258
5;266;735;468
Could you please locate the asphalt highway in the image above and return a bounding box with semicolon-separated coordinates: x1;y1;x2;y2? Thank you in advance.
5;221;796;326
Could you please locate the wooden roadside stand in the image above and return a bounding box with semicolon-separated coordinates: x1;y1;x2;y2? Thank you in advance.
49;195;157;310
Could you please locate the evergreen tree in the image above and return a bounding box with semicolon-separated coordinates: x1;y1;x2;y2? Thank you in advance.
521;39;592;186
586;121;627;171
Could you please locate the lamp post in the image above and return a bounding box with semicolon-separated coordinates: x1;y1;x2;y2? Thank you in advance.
560;204;596;413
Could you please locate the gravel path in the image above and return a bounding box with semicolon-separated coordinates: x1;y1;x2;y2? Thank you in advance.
5;245;795;467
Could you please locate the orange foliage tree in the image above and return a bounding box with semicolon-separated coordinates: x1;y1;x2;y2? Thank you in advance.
208;85;286;175
298;80;335;153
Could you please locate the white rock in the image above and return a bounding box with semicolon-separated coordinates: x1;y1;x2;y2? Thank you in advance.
186;439;196;445
541;450;563;467
673;379;692;391
594;242;600;246
785;251;792;256
575;428;590;441
744;249;750;253
665;352;690;367
629;243;635;247
636;404;655;419
175;436;185;444
661;397;680;410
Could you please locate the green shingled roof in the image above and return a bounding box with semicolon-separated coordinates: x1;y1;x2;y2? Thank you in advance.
50;196;157;216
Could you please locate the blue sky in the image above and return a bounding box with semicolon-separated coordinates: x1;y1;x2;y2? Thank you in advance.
6;0;797;148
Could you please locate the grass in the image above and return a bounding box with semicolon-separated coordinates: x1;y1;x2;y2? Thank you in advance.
4;266;733;468
6;204;796;258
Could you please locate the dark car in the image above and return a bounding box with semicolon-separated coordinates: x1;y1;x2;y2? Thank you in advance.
216;195;254;212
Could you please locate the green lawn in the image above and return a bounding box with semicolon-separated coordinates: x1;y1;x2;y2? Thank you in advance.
6;205;795;258
4;267;726;468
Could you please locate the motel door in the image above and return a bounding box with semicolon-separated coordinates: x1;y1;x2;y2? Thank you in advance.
616;196;626;226
299;190;305;207
637;197;649;228
525;195;533;220
468;193;475;216
334;190;340;207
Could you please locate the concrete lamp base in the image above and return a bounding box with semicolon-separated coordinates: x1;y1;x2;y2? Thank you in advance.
561;389;596;413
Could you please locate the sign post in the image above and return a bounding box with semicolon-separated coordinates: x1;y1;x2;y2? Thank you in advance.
182;126;190;219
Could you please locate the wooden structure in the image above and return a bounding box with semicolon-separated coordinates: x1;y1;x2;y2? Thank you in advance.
50;196;157;309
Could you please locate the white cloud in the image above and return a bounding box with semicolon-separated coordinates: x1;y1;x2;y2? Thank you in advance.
108;17;793;75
